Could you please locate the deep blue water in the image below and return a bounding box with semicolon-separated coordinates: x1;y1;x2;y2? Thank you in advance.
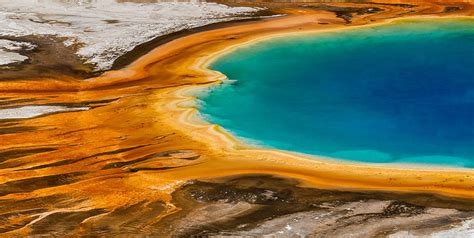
197;18;474;168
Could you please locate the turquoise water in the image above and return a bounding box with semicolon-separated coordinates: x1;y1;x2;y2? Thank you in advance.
197;18;474;168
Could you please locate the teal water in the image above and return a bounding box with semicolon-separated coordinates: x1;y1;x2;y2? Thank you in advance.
197;18;474;168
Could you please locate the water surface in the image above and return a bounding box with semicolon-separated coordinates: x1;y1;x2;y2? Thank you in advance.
198;18;474;168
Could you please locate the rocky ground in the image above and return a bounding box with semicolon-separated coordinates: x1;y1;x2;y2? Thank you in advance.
165;175;474;237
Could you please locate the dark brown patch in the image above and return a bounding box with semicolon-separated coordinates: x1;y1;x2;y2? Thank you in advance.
0;126;37;135
103;19;120;24
21;144;150;170
0;147;57;163
305;4;383;24
0;172;87;197
445;6;462;13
